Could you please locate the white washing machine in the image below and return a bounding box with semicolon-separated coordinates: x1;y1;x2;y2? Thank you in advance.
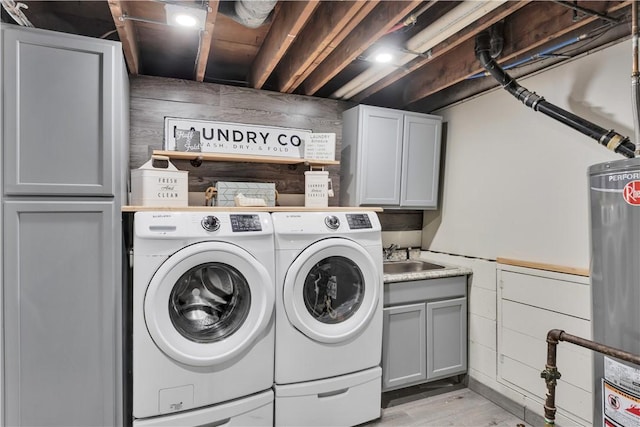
271;211;383;426
132;211;275;425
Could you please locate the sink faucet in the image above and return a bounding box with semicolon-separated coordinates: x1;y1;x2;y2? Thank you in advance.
383;243;398;260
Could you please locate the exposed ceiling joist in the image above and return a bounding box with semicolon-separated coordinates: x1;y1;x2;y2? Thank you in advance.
285;0;380;93
249;0;320;89
301;0;423;96
354;0;531;103
399;0;632;107
195;0;219;82
274;0;373;93
107;0;140;75
15;0;634;112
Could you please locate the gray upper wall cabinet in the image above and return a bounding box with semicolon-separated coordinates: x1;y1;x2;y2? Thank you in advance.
340;105;442;209
2;25;122;196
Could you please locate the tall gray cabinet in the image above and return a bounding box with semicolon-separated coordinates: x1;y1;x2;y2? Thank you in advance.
1;24;128;426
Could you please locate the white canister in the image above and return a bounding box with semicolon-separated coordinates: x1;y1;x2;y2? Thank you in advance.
305;171;329;207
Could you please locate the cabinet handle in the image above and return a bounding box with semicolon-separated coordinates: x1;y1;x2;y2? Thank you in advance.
318;387;349;398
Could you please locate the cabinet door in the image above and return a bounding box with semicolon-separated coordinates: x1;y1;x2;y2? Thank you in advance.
382;303;427;391
3;201;121;426
358;106;404;205
2;26;117;196
401;113;442;208
426;297;467;380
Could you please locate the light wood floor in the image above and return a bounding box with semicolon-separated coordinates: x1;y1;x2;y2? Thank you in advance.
363;382;533;427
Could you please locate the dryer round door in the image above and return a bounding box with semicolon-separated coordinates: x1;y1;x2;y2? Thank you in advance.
283;238;380;344
144;241;274;367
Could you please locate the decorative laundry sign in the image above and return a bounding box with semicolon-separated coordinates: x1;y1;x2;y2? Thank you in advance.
164;117;311;159
304;133;336;161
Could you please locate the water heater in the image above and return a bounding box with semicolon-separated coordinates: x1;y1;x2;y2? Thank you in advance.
589;157;640;426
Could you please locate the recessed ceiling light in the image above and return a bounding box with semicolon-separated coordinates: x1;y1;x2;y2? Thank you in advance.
374;52;394;63
174;13;197;27
165;3;206;30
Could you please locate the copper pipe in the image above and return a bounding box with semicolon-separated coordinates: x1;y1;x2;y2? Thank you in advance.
541;329;640;426
541;329;563;426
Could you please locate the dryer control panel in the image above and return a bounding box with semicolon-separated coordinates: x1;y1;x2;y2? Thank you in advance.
230;214;263;232
346;213;372;230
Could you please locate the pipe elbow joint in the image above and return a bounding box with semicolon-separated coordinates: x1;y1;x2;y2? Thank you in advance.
547;329;564;344
474;31;492;59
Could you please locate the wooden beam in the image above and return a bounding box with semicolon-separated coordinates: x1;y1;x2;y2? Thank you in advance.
400;1;630;106
195;0;219;82
107;0;140;75
286;0;380;93
275;1;373;93
301;0;423;96
249;1;320;89
353;0;531;103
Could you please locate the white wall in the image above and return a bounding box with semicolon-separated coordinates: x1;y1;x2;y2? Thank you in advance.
425;39;633;269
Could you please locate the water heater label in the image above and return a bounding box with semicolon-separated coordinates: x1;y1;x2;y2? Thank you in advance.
603;357;640;426
605;357;640;395
608;172;640;182
623;181;640;206
603;380;640;426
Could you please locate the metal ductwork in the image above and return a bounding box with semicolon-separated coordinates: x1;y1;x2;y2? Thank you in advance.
474;31;636;158
219;0;277;29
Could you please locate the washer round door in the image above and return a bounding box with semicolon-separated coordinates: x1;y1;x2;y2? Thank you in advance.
144;242;274;367
283;238;380;344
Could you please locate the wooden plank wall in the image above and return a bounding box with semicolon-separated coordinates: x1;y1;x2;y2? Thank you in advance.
129;75;423;230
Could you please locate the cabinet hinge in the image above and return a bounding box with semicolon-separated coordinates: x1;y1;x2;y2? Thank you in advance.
129;249;134;268
499;279;504;289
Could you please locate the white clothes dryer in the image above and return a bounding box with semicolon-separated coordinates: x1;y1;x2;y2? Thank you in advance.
271;211;383;426
132;211;274;424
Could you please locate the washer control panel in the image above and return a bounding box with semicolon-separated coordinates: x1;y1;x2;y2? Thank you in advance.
346;213;372;229
230;214;262;232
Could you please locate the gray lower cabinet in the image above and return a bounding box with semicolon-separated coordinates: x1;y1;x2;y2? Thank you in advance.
426;297;467;380
382;276;468;392
382;303;427;390
3;201;121;426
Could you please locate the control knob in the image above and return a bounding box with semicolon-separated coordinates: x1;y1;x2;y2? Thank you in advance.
325;215;340;230
201;215;220;231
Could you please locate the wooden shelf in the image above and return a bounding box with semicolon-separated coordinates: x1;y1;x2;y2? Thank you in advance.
122;206;383;213
496;257;589;277
153;150;339;167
